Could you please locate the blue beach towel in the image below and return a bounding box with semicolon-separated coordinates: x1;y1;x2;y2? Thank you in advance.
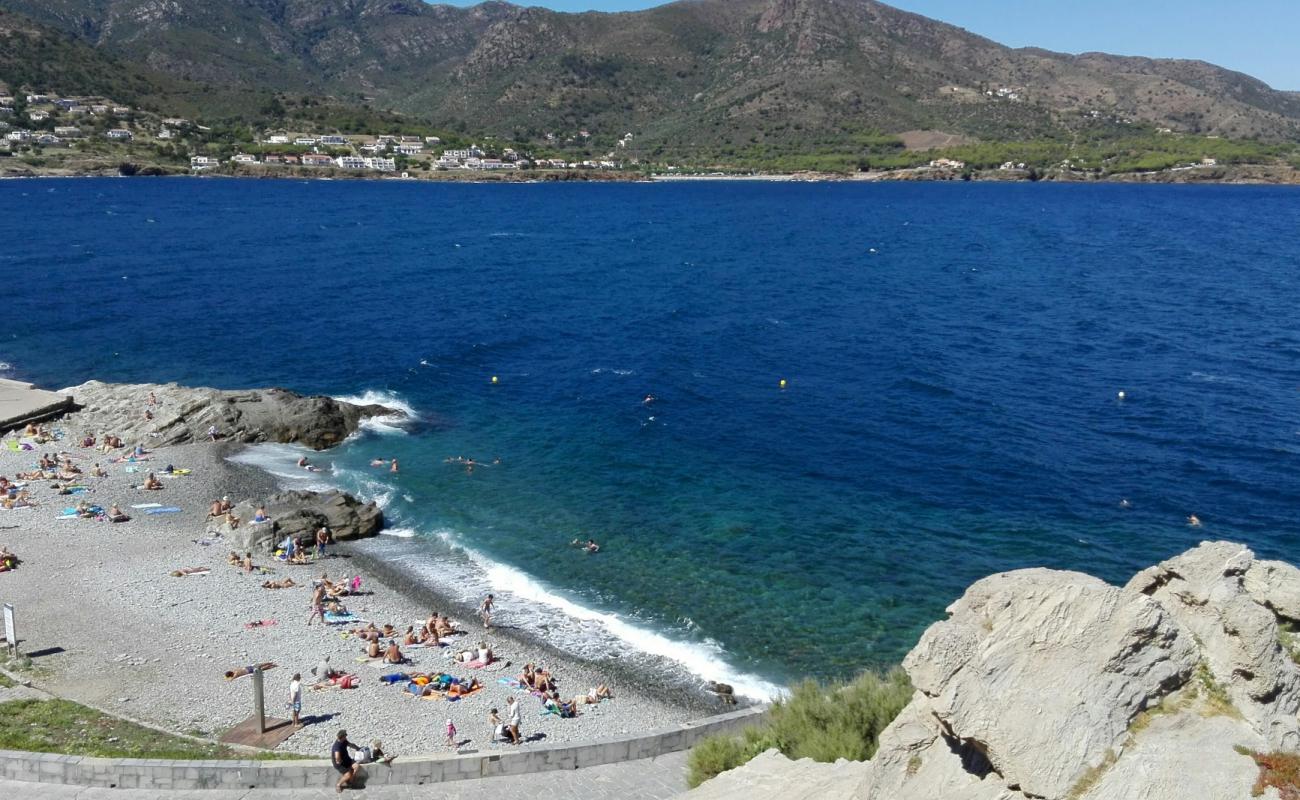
146;507;183;515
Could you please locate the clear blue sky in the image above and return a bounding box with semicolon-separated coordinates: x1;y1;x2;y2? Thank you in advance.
444;0;1299;90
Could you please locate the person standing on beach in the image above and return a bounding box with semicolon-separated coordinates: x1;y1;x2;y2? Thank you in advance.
289;673;303;728
444;717;457;748
308;582;327;626
505;696;521;744
316;526;330;558
488;708;504;742
479;594;494;629
332;729;361;793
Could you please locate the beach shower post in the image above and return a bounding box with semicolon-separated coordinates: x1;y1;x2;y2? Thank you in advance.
252;666;266;734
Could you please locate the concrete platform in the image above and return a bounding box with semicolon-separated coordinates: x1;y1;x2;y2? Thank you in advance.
0;379;73;432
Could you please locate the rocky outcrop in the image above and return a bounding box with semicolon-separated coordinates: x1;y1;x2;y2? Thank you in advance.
683;749;871;800
1127;542;1300;751
212;490;384;553
58;380;402;450
684;541;1300;800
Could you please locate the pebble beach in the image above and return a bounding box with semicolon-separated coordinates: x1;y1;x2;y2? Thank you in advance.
0;434;703;759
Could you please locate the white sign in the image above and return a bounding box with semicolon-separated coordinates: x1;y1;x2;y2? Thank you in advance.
3;603;14;650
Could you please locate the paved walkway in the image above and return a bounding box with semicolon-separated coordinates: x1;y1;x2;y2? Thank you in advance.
0;750;688;800
0;378;72;430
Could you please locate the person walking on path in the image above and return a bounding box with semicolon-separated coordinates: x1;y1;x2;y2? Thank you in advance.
332;729;361;793
505;696;521;744
289;673;303;728
479;593;494;629
308;582;326;626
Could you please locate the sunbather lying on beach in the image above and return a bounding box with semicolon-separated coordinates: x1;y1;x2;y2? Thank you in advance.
107;504;129;523
80;436;95;448
141;472;163;490
262;578;297;589
0;546;19;571
90;463;107;478
586;685;613;703
312;673;359;690
170;567;210;577
224;662;276;680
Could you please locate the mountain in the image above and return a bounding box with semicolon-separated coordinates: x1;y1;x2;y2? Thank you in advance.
3;0;1298;156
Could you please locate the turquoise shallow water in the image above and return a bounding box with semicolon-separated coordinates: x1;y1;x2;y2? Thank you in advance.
5;178;1300;697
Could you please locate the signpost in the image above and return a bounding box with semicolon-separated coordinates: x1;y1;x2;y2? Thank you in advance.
2;603;15;656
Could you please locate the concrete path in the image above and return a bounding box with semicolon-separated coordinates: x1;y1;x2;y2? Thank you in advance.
0;750;688;799
0;378;72;431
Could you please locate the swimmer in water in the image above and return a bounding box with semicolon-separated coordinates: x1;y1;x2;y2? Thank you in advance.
370;459;387;467
585;539;600;554
1120;499;1132;509
390;459;399;474
643;394;656;404
1188;514;1202;527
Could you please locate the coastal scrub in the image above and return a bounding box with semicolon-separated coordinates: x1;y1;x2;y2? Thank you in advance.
687;668;912;787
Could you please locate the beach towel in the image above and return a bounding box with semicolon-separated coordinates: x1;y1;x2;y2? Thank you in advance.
171;568;210;577
323;611;360;625
56;513;79;520
192;536;221;546
445;685;482;702
131;503;164;509
145;507;183;515
380;673;410;684
243;619;278;629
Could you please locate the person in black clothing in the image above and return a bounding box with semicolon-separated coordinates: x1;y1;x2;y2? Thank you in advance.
332;729;361;793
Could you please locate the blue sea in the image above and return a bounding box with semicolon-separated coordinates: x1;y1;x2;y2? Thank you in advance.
5;177;1300;698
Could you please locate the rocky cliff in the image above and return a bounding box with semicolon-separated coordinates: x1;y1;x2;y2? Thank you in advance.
58;380;403;450
686;541;1300;800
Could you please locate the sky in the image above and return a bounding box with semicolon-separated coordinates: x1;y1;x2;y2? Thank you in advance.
445;0;1299;91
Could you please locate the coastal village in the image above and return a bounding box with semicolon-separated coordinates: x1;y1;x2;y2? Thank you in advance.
0;85;1275;182
0;89;637;176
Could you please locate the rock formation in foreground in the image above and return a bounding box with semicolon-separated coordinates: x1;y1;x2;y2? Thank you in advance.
59;380;402;450
215;490;385;552
686;541;1300;800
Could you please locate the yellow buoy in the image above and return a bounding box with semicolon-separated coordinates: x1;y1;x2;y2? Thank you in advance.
779;379;788;389
491;376;499;385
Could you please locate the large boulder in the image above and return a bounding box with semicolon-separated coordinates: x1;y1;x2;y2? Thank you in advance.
1126;541;1300;750
896;569;1196;799
58;380;403;450
219;490;383;553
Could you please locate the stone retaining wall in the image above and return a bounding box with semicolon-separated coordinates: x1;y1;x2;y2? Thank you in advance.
0;705;766;790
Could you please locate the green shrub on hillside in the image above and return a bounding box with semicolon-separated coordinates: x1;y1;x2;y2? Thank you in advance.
686;668;913;788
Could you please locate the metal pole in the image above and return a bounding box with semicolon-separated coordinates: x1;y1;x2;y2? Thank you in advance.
252;666;266;734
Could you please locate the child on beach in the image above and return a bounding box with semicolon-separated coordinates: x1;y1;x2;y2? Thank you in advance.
444;718;457;748
289;673;303;728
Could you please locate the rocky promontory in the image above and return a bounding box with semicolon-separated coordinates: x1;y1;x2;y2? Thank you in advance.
58;380;402;450
213;489;385;552
688;541;1300;800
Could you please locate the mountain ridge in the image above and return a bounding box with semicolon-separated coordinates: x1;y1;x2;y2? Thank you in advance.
1;0;1297;156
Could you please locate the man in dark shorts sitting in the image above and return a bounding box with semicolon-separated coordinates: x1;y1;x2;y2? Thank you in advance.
332;729;361;792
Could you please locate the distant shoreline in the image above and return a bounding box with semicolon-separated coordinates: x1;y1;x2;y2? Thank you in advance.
2;163;1298;186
